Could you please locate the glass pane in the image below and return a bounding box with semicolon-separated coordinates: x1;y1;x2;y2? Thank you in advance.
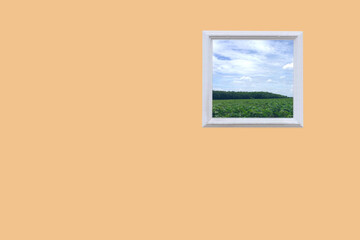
212;40;294;118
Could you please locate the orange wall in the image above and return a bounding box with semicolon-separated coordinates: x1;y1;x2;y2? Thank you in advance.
1;1;359;239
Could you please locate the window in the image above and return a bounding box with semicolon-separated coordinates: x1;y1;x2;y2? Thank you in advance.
202;31;303;127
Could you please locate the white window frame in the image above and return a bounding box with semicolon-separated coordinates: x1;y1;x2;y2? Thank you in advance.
202;31;303;127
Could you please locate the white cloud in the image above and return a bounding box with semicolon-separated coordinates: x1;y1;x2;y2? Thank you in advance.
233;80;244;84
239;76;252;81
232;76;253;84
213;40;275;55
280;75;286;79
213;57;260;75
267;79;273;82
282;63;293;70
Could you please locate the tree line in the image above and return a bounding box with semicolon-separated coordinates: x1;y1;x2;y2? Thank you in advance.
213;91;289;100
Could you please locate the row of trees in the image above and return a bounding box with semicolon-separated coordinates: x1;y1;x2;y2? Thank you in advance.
213;91;289;100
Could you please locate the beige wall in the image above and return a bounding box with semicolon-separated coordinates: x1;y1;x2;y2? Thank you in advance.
1;1;359;239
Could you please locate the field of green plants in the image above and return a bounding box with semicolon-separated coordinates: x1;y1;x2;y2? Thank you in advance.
213;98;293;118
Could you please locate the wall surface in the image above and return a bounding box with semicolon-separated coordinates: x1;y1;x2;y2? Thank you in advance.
1;1;359;239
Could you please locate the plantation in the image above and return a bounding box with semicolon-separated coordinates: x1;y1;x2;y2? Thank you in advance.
213;98;293;118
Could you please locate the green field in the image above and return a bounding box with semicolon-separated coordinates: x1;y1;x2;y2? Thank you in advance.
213;98;293;118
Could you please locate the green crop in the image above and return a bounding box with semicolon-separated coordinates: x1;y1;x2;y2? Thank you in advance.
213;98;293;118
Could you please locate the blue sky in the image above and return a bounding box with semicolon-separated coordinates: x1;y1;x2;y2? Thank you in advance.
213;40;294;97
